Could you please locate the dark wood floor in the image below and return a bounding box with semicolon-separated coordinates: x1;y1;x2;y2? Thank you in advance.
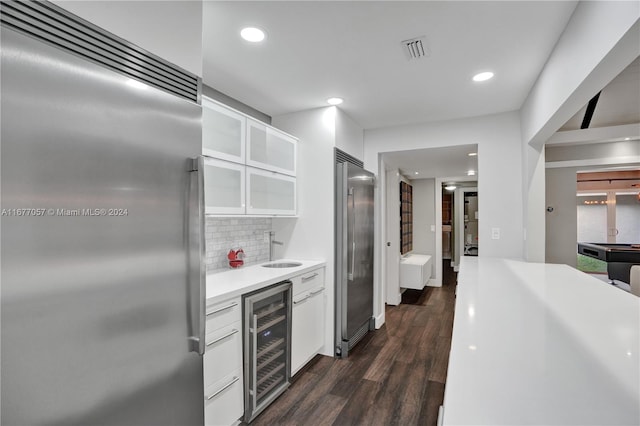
248;261;457;426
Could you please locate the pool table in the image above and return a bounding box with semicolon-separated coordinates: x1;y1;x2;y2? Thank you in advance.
578;242;640;284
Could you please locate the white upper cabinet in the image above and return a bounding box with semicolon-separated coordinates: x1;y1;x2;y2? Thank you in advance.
203;157;245;215
202;98;245;164
201;97;298;216
247;118;297;176
246;167;296;216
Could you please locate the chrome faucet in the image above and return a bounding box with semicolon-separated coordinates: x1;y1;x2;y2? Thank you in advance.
268;231;283;262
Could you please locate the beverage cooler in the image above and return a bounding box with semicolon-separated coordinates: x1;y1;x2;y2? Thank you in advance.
242;281;292;423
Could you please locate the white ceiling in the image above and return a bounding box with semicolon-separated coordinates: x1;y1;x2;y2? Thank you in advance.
202;1;578;130
382;144;478;181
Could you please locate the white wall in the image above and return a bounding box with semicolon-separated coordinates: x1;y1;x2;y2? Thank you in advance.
520;1;640;148
412;178;436;279
335;108;365;163
524;144;546;262
519;1;639;262
53;0;203;76
385;169;401;305
365;111;524;259
271;107;336;356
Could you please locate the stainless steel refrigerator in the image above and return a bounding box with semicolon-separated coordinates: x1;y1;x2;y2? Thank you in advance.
1;1;207;424
335;161;375;358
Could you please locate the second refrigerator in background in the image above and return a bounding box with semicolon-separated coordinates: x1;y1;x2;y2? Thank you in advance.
335;161;375;358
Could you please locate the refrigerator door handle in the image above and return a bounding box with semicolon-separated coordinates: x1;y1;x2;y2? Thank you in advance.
188;156;206;355
348;187;356;281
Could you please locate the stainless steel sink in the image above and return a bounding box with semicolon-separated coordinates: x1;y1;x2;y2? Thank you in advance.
262;262;302;268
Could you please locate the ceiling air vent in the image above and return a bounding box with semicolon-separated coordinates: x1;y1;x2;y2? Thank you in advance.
402;36;429;60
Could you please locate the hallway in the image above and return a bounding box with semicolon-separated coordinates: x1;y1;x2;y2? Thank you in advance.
250;262;458;426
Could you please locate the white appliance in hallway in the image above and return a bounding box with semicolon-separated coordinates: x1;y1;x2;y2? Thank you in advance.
1;1;206;424
335;155;375;358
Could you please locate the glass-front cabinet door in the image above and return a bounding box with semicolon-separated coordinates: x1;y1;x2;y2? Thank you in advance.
246;167;296;216
203;157;245;215
247;119;296;176
202;97;245;164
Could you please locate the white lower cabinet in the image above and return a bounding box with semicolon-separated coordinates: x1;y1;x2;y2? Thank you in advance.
204;371;243;426
204;296;243;426
291;267;325;375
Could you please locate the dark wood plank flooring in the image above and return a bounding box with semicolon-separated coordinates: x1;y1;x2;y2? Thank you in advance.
248;261;457;426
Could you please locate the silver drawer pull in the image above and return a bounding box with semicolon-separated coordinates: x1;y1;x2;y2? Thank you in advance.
206;329;239;347
301;272;319;282
310;287;324;296
293;294;310;304
206;302;238;316
206;376;239;401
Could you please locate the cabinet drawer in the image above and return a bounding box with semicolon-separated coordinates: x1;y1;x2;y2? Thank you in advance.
292;268;325;296
206;296;241;333
204;370;243;426
204;321;242;388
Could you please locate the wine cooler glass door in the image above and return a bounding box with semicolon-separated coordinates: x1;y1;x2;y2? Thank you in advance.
244;281;292;423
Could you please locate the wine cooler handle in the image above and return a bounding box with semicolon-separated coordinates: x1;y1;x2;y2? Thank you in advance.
252;313;258;411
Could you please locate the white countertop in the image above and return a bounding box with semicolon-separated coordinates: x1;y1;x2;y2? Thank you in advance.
443;257;640;425
400;253;432;264
206;259;326;305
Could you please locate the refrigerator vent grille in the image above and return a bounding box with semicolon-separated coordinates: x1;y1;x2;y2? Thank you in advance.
334;148;364;168
0;0;200;103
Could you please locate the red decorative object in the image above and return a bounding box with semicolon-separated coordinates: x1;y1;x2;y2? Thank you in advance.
228;248;245;268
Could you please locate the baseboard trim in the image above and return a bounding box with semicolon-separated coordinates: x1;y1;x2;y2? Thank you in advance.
386;292;402;306
427;278;442;287
375;312;385;328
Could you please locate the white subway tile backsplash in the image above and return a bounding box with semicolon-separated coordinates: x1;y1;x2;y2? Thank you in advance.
205;217;272;273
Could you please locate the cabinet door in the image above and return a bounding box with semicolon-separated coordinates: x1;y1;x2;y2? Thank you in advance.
292;286;325;375
204;371;243;426
203;157;245;215
246;167;296;216
202;98;245;164
203;321;242;388
247;118;296;176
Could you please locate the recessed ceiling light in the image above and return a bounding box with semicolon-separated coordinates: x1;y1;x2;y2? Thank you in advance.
327;97;343;105
414;172;419;175
445;185;457;191
624;137;631;140
468;152;478;156
467;170;476;176
240;27;265;43
472;71;494;82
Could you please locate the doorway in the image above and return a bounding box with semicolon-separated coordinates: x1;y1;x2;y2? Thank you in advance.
463;191;479;256
576;169;640;274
